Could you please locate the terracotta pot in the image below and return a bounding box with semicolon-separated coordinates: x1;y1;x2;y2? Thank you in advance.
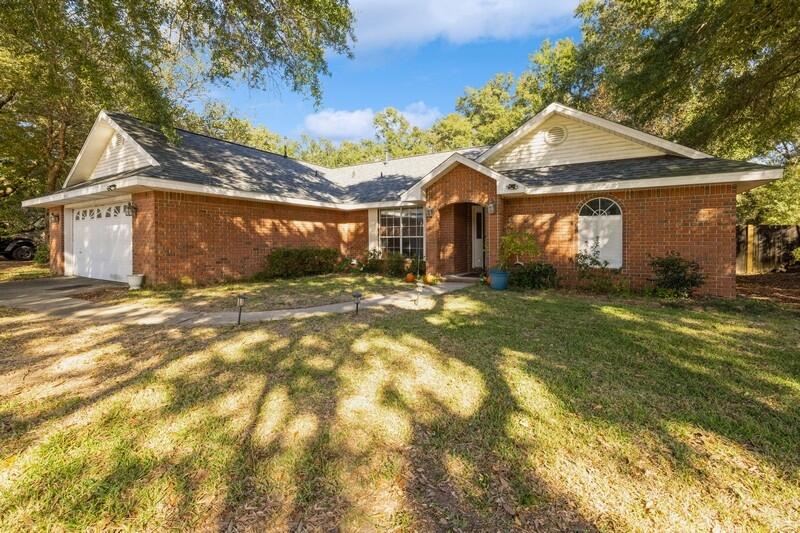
405;273;416;283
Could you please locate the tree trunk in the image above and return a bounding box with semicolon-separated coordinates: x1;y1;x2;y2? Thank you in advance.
44;119;67;193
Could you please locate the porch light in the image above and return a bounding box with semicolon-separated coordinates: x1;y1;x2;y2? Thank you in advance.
123;202;137;217
352;291;363;314
425;207;435;218
236;294;247;325
487;202;496;215
48;212;60;223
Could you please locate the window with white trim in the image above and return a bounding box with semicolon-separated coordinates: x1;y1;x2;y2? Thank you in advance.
578;198;622;268
379;207;423;258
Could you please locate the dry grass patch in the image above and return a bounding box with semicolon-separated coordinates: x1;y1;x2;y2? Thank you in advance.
74;273;410;311
0;261;51;282
0;288;798;531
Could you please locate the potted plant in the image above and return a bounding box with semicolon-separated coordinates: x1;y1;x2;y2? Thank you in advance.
127;274;144;290
489;231;540;290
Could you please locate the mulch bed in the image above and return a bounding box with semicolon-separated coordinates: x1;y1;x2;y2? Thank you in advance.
737;269;800;307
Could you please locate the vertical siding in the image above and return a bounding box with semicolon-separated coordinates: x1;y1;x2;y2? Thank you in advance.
90;132;152;180
486;115;664;170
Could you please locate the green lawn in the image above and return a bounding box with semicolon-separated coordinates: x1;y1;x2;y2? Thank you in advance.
75;273;412;311
1;287;798;531
0;261;51;282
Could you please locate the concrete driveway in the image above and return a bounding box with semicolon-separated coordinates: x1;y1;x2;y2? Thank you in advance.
0;276;190;324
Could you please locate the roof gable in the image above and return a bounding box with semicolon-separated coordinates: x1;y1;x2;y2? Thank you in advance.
478;103;710;169
485;113;666;171
63;112;158;188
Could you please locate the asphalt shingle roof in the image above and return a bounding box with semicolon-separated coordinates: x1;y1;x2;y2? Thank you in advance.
502;156;778;188
105;113;483;203
91;114;777;203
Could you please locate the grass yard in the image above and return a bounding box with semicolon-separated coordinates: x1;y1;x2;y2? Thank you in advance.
75;273;411;311
1;287;799;531
0;261;51;282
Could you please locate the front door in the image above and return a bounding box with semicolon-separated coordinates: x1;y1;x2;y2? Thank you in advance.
471;205;484;269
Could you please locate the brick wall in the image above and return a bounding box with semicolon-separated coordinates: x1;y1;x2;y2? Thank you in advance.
504;185;738;297
436;203;473;274
132;192;368;285
425;164;500;274
47;206;64;275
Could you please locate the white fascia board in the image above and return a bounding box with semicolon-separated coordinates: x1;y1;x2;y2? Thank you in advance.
519;168;784;196
476;102;711;164
62;110;160;188
400;153;524;201
22;175;421;211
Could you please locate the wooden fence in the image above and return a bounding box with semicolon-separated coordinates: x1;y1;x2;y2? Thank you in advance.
736;225;800;274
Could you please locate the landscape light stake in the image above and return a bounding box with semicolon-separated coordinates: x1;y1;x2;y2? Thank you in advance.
352;291;362;315
236;294;246;326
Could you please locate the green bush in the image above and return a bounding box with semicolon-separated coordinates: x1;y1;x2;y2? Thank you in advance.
793;247;800;263
648;251;705;298
33;245;49;265
573;239;628;294
499;231;540;270
385;252;406;277
335;256;361;272
509;262;558;290
258;246;339;279
362;249;384;274
407;256;426;276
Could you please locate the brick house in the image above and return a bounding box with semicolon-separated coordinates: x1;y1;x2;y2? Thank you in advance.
24;103;783;297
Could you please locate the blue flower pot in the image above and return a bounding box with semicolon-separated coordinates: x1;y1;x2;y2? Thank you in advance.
489;269;509;290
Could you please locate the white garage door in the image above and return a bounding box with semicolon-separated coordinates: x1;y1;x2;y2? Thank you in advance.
73;204;132;282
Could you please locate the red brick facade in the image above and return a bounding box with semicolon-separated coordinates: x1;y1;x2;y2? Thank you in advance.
47;206;64;275
422;164;737;297
49;164;736;297
425;164;501;275
504;185;737;297
131;192;367;285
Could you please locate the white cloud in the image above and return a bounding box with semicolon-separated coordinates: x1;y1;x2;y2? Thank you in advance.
302;101;442;140
303;108;375;139
401;101;442;129
350;0;578;50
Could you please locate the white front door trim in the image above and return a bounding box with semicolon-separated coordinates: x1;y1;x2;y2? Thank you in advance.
472;205;485;269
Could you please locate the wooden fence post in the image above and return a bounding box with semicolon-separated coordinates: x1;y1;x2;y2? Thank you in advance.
746;225;755;274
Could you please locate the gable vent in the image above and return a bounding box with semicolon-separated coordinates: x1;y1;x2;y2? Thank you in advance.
544;126;567;145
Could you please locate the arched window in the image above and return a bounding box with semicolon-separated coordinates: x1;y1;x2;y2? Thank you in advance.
578;198;622;268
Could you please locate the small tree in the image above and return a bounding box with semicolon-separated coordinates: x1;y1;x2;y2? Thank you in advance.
499;231;540;270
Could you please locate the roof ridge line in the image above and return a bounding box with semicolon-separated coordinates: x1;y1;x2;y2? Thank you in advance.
324;145;491;171
105;111;323;168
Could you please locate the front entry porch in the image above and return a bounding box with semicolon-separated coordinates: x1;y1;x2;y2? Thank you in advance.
427;202;488;276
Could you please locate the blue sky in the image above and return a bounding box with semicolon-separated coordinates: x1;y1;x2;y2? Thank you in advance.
203;1;581;141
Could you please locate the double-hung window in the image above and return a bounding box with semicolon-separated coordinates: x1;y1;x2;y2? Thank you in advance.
379;207;424;258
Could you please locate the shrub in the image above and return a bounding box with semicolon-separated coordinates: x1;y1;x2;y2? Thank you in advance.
509;262;558;290
573;239;629;294
259;246;339;279
335;256;361;272
648;251;705;298
793;247;800;263
499;230;540;270
385;252;406;277
406;256;426;276
33;245;49;265
362;249;384;274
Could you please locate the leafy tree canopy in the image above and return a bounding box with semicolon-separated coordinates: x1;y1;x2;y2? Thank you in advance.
0;0;354;233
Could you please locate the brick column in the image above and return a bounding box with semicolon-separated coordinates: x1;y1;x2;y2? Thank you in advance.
131;192;157;284
47;206;64;275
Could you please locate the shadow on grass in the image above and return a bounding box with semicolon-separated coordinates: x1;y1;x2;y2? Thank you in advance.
1;287;798;530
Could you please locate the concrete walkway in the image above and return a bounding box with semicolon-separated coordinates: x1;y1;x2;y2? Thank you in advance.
0;276;473;326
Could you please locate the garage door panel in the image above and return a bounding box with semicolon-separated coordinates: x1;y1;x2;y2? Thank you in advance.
73;203;133;282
